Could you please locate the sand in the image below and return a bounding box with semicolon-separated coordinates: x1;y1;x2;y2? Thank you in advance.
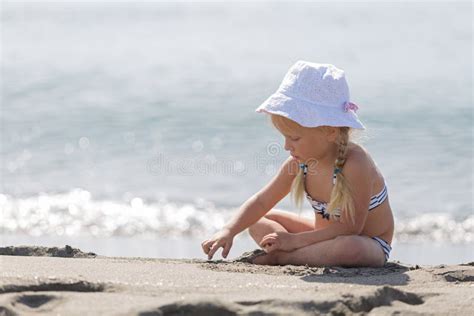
0;245;473;315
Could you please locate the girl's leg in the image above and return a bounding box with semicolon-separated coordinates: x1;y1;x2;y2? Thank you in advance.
248;209;314;244
276;235;386;268
247;210;315;265
246;210;385;267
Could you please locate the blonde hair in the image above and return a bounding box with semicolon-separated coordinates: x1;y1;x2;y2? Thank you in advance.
269;114;358;225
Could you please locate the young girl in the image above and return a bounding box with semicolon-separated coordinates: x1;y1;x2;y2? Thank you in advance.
201;61;394;267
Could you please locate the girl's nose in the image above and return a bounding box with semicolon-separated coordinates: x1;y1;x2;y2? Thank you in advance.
284;139;292;151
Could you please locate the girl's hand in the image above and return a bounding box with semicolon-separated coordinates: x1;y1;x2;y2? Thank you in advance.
259;231;299;253
201;227;235;260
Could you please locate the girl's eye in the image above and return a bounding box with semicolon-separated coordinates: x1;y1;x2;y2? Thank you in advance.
290;137;300;141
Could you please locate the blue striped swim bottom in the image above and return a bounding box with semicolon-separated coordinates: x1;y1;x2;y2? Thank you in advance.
371;236;392;264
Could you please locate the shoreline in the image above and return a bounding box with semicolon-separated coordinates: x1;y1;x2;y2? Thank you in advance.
1;234;473;265
1;245;473;315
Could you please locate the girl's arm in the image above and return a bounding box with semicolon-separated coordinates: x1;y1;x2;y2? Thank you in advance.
294;155;372;248
294;221;358;248
223;156;299;236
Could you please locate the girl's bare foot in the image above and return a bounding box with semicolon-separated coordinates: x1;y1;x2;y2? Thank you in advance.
234;249;280;265
251;252;278;265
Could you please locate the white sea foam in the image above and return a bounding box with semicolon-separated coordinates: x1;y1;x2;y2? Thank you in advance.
1;191;473;244
0;190;227;238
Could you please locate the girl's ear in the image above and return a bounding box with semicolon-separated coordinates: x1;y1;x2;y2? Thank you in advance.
325;127;340;143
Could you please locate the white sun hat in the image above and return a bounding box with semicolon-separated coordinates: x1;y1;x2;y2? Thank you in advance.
255;60;365;129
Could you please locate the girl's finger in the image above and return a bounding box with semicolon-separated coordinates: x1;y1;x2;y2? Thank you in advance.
260;237;274;248
222;242;232;259
264;241;277;253
207;241;220;259
262;233;274;240
201;240;211;253
202;240;214;254
266;244;275;253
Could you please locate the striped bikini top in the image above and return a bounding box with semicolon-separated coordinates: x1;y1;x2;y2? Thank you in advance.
299;163;388;220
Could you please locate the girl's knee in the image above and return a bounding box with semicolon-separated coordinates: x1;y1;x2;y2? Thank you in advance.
264;209;314;233
248;217;288;246
247;221;261;235
263;209;287;220
248;217;279;236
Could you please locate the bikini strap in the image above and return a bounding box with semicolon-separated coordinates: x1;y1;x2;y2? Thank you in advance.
299;163;307;177
333;167;342;185
301;164;341;184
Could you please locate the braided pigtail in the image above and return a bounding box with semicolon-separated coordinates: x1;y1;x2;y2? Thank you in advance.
290;165;306;214
326;127;356;225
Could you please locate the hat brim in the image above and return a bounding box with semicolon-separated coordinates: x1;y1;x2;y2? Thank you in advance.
255;92;366;130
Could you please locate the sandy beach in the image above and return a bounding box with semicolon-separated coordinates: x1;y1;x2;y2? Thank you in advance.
0;245;473;315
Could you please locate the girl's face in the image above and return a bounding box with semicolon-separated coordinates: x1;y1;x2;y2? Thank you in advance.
271;115;339;165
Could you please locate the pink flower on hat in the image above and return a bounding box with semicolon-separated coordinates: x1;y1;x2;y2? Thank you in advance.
344;102;359;113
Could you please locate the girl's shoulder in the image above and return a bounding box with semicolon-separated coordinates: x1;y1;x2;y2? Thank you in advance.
346;142;374;165
345;143;384;186
346;142;372;163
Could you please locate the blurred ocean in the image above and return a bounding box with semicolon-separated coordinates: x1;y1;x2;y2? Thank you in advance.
1;1;473;263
